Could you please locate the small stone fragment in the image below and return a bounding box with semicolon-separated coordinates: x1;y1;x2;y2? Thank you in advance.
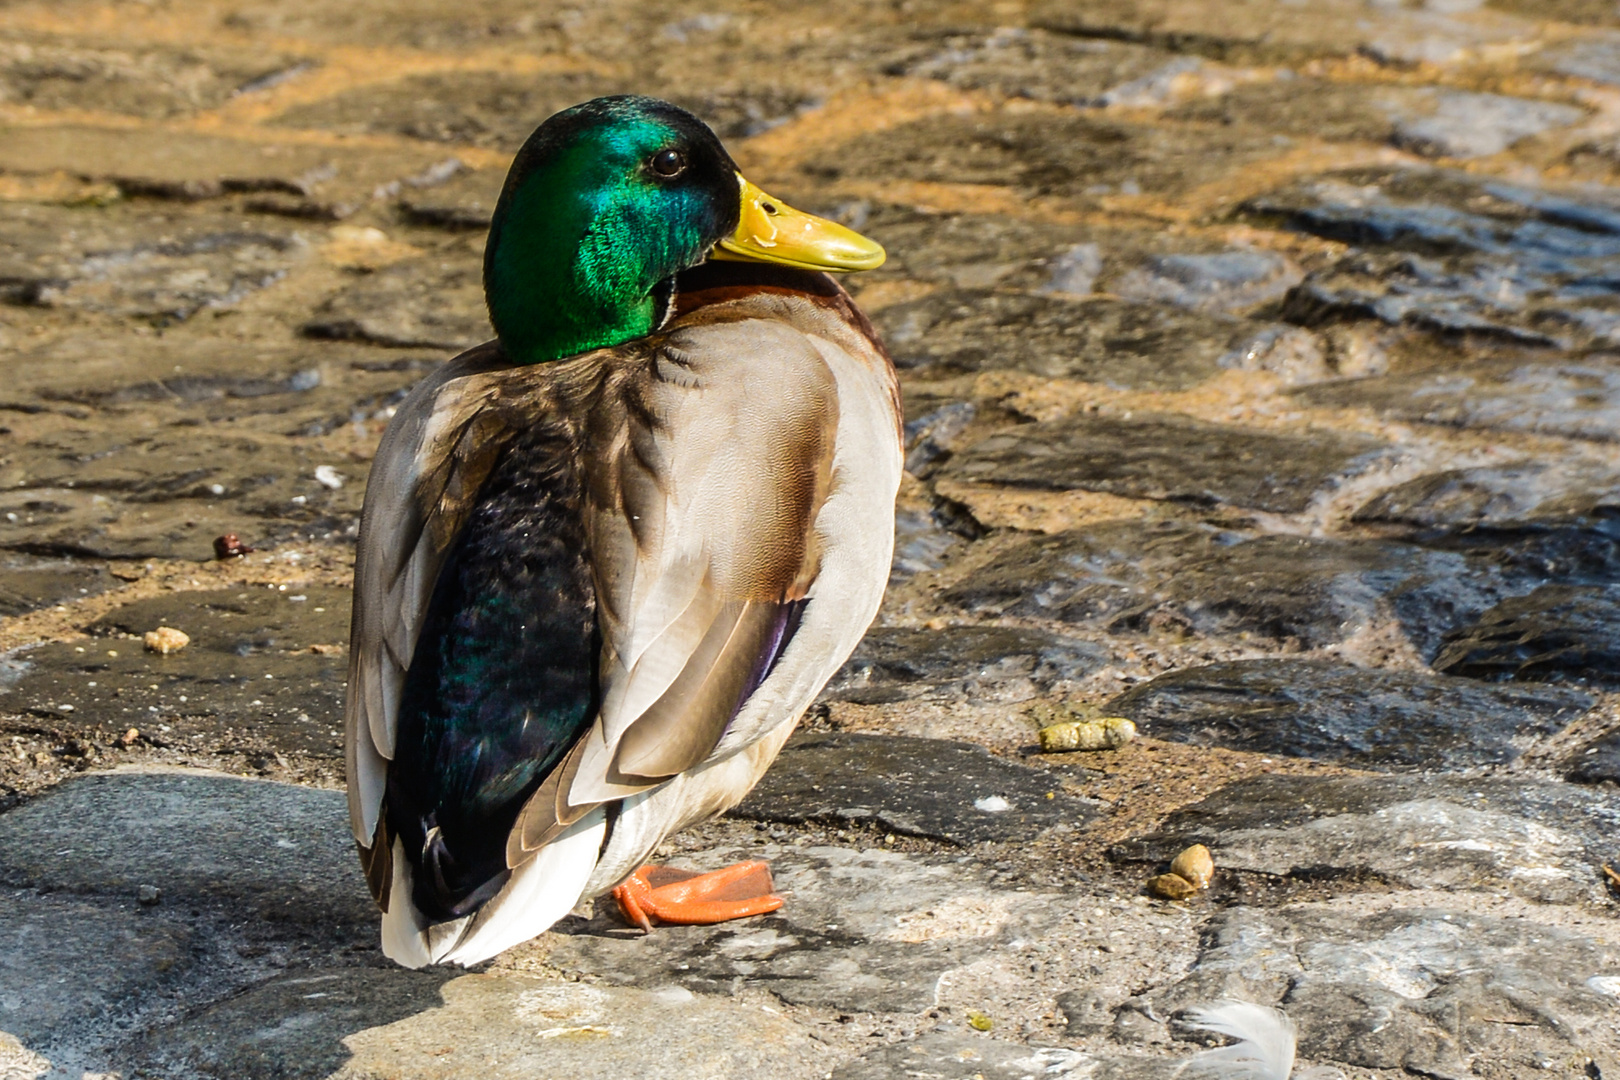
307;643;344;656
213;533;255;559
137;884;161;906
1169;844;1214;889
1149;873;1198;900
143;626;190;655
1038;716;1136;753
117;727;140;747
967;1010;994;1031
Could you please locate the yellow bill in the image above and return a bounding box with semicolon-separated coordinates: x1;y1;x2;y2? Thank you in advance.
712;175;885;272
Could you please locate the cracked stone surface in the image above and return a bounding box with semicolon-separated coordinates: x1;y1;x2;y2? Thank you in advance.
1105;658;1594;770
1140;903;1620;1078
1114;773;1620;905
734;732;1100;844
546;842;1070;1012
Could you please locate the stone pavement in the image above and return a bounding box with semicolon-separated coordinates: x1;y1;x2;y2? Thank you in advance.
2;0;1620;1076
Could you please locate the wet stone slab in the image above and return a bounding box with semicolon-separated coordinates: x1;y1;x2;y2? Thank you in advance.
855;208;1094;292
0;424;366;559
1388;89;1585;160
1295;355;1620;444
1114;772;1620;905
395;166;507;231
1563;729;1620;786
819;625;1105;705
0;37;311;119
1028;0;1540;66
1247;167;1620;349
733;733;1098;844
0;889;194;1055
829;110;1281;205
0;556;112;616
4;587;352;757
304;254;491;350
271;70;632;150
1351;460;1620;533
938;413;1384;514
548;842;1065;1012
883;27;1175;105
0;201;310;322
0;125;445;211
1103;658;1594;770
1111;249;1301;315
273;69;821;150
332;974;832;1080
1140;903;1620;1078
874;290;1240;390
944;522;1517;653
0;768;373;925
1433;584;1620;687
126;967;455;1080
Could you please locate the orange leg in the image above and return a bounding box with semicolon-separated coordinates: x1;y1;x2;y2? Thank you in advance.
612;860;784;931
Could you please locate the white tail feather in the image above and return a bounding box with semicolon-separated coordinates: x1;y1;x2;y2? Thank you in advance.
379;810;607;968
439;808;607;966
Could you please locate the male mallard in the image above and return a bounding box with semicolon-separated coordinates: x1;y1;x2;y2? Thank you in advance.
344;96;901;968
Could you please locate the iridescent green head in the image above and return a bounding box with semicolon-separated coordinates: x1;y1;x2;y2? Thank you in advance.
484;95;885;365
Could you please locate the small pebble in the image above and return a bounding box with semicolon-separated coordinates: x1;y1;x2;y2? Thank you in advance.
1149;873;1199;901
137;885;161;906
117;727;140;747
1170;844;1215;889
143;626;190;655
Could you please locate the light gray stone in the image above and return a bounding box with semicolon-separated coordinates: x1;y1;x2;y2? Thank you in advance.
0;769;374;926
1391;91;1585;159
0;890;192;1054
546;844;1064;1012
1115;773;1620;905
830;1029;1175;1080
135;970;835;1080
1113;250;1301;314
1146;904;1620;1078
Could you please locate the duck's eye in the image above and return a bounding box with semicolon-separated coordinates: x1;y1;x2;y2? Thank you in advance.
650;149;687;178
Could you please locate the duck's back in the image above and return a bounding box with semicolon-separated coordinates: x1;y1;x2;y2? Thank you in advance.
345;266;901;966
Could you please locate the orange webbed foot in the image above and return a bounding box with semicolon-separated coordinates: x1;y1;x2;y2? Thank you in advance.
612;860;784;932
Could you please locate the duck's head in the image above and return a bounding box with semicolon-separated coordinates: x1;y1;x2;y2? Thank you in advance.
484;95;885;365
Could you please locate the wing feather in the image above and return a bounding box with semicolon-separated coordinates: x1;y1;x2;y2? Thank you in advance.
504;316;840;816
345;343;533;853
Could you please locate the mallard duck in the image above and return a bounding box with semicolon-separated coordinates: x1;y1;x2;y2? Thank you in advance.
344;95;901;968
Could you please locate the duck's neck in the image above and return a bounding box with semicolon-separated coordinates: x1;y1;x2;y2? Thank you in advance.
482;150;670;365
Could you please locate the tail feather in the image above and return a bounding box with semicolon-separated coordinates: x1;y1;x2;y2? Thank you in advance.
379;809;606;969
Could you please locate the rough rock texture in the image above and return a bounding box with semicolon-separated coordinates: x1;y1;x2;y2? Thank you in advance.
940;413;1383;513
1144;903;1620;1078
734;732;1098;843
0;768;373;924
1114;773;1620;904
5;587;353;757
1105;658;1594;769
819;625;1105;705
5;0;1620;1077
548;842;1069;1012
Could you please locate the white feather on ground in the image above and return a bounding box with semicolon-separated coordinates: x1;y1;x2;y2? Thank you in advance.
1178;1001;1346;1080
